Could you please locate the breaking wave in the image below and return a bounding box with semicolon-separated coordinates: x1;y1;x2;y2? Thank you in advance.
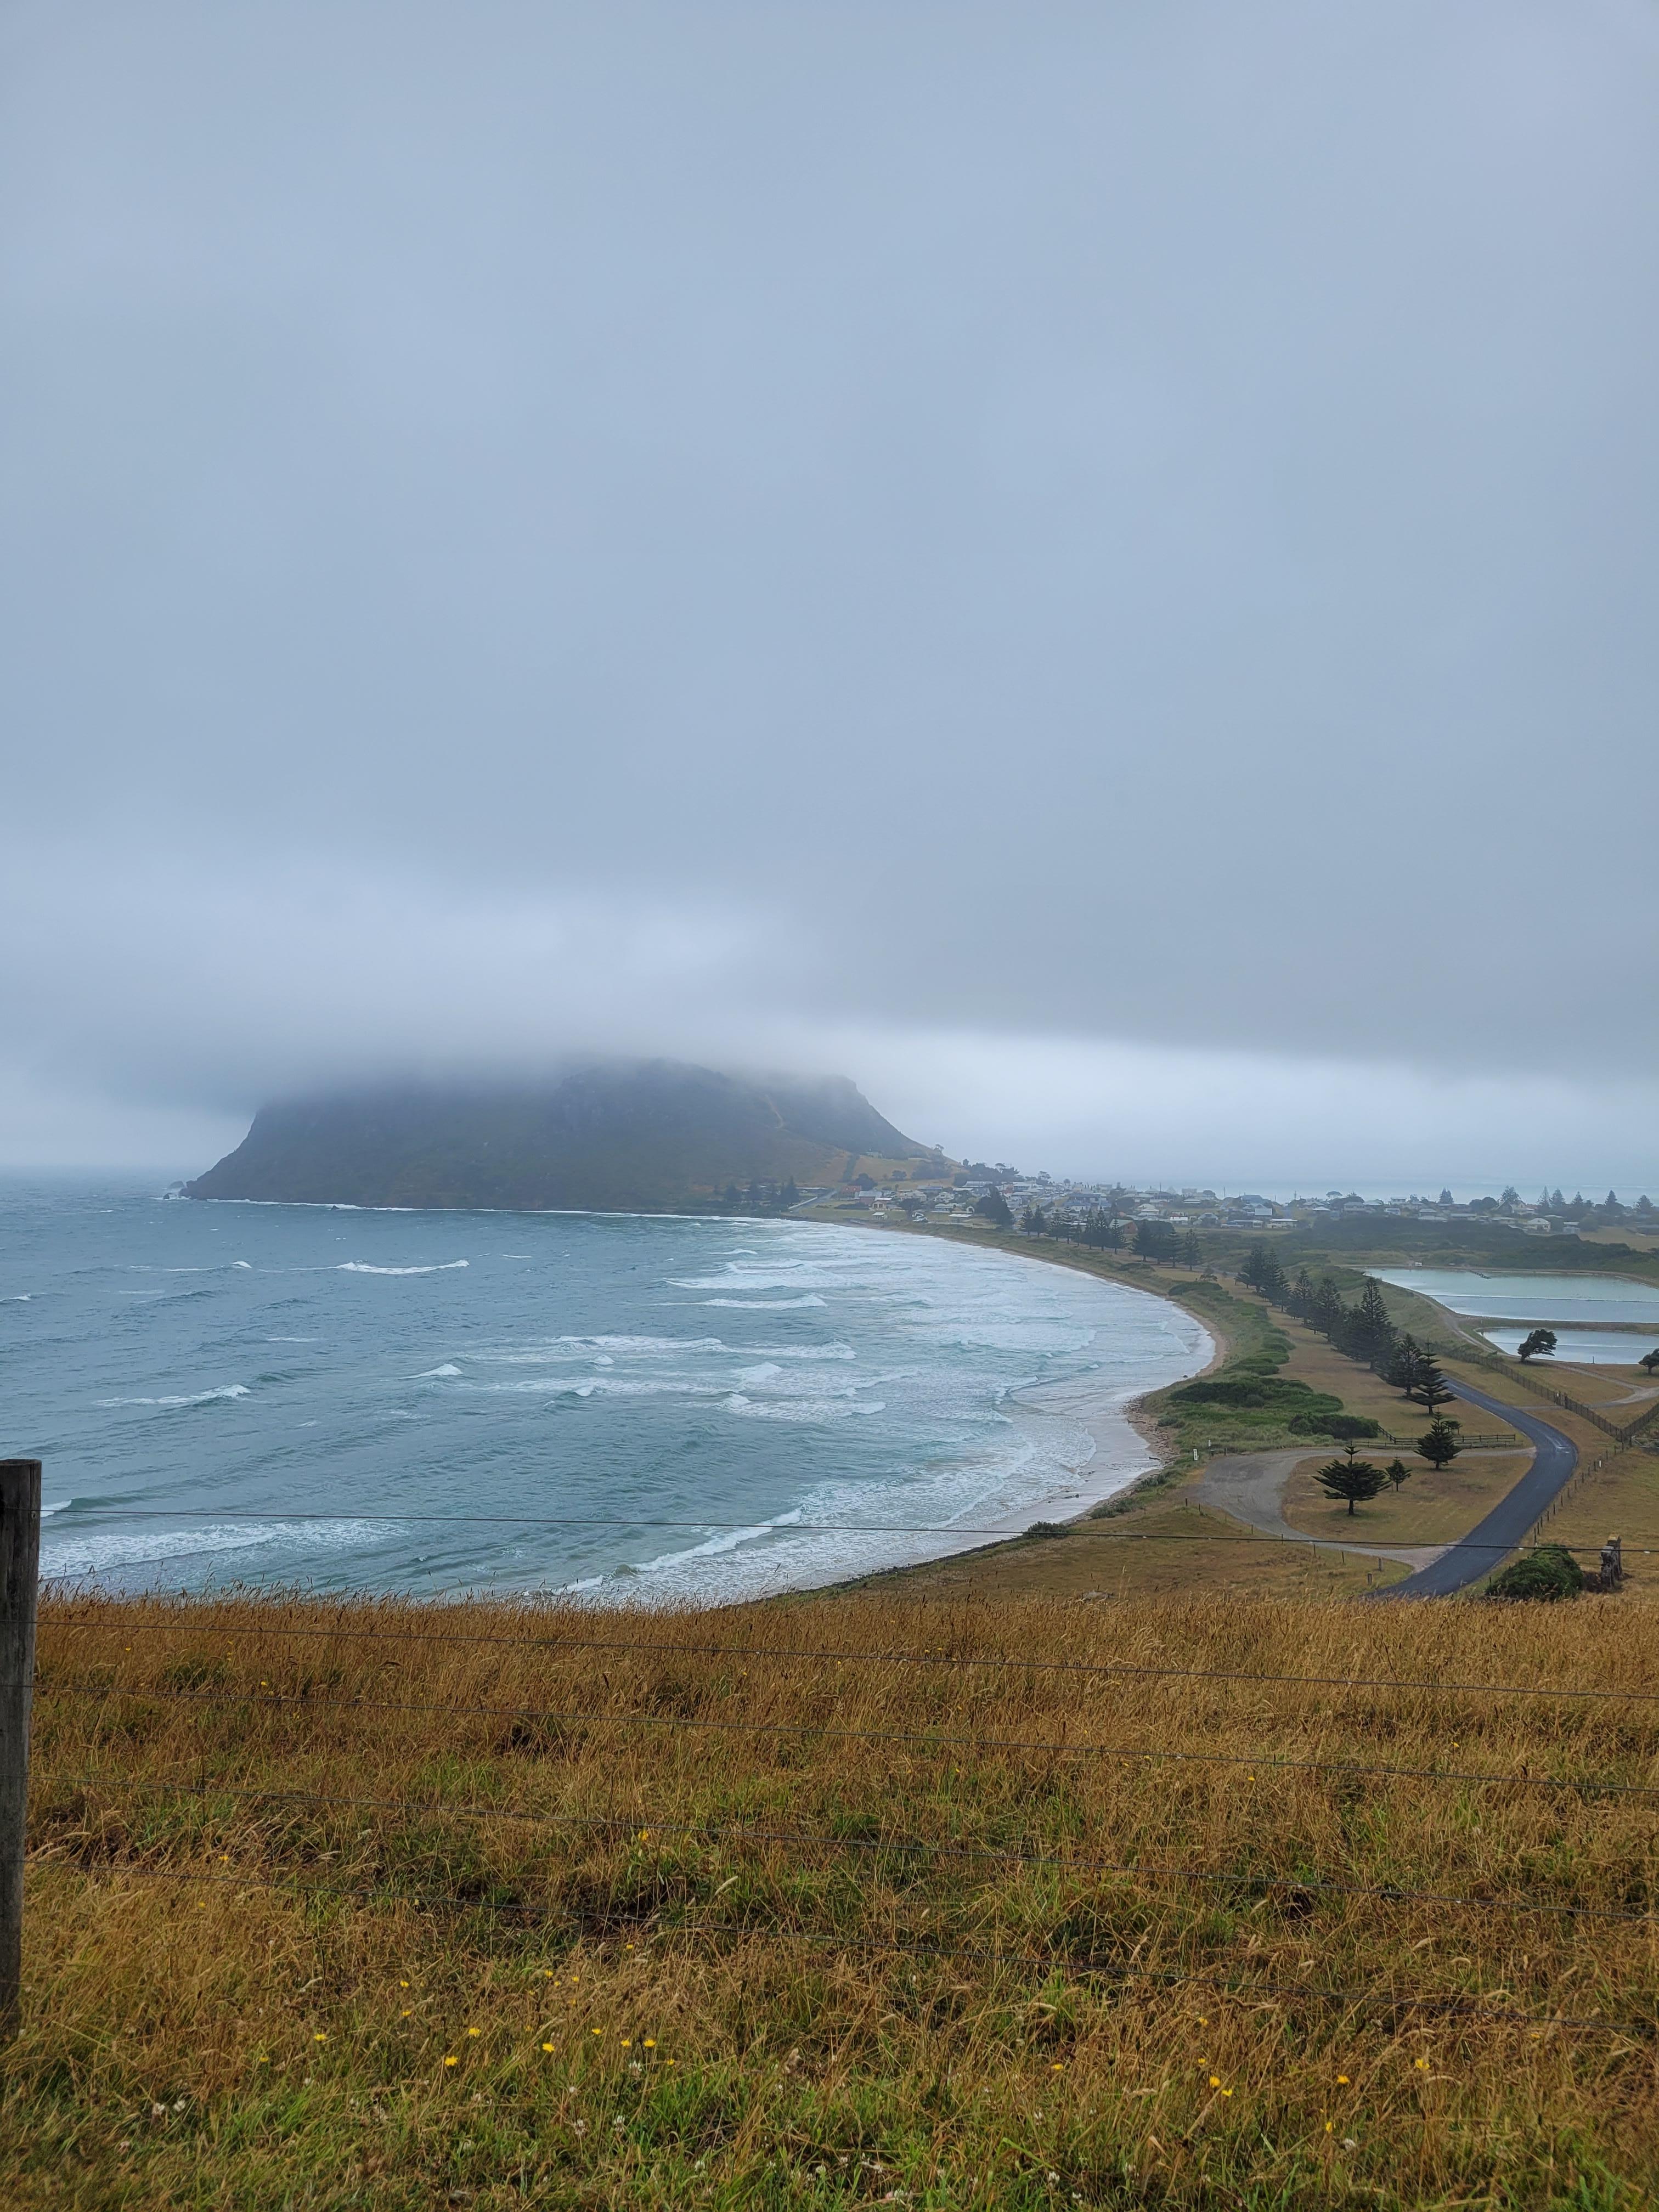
337;1260;471;1276
97;1384;251;1409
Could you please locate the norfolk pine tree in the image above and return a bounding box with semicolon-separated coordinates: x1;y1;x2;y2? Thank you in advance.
1417;1414;1463;1470
1314;1444;1387;1515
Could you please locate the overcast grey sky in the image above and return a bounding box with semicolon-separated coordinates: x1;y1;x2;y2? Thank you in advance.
3;0;1655;1188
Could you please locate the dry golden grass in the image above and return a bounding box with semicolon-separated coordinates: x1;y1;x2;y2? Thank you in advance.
831;1499;1400;1604
8;1587;1659;2208
1279;1453;1536;1549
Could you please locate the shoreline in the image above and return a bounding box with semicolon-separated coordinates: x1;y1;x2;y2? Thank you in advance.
772;1223;1221;1590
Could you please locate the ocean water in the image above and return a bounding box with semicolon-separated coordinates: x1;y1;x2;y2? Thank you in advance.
1370;1268;1659;1327
0;1180;1210;1604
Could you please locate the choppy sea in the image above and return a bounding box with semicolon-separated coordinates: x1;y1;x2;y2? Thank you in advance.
0;1180;1209;1604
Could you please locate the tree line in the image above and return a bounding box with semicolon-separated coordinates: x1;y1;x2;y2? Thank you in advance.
1236;1243;1465;1490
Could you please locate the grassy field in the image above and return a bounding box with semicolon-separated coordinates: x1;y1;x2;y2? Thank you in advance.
11;1587;1659;2210
1279;1452;1534;1549
828;1497;1400;1604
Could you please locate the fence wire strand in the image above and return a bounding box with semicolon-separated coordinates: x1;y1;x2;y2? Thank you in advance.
38;1610;1659;1707
31;1676;1659;1797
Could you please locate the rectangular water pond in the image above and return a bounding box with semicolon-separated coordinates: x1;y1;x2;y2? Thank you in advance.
1370;1269;1659;1327
1481;1326;1659;1368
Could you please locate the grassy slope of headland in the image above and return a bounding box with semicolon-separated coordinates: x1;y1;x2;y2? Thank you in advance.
14;1586;1659;2210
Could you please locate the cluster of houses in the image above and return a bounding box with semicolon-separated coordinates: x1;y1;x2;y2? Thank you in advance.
809;1175;1656;1239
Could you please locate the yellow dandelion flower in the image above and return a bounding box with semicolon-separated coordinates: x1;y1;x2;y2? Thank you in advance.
444;2056;458;2068
1222;2090;1232;2098
644;2039;656;2049
621;2039;631;2048
1325;2122;1333;2134
591;2028;601;2036
400;2010;412;2019
466;2027;481;2038
1415;2058;1428;2071
1210;2076;1221;2089
400;1981;409;1989
543;2042;555;2053
1051;2062;1063;2072
1338;2075;1349;2085
314;2033;327;2043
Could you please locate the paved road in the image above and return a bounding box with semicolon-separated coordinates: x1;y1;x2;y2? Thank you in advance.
1381;1379;1579;1599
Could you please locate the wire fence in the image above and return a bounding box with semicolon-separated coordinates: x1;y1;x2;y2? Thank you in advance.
40;1610;1659;1706
32;1504;1656;1555
33;1677;1659;1797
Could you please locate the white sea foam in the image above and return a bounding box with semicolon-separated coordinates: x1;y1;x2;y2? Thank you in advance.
473;1376;725;1399
672;1268;848;1291
701;1294;826;1309
474;1335;726;1364
233;1260;253;1269
724;1392;885;1422
97;1384;251;1408
337;1260;471;1276
415;1363;464;1378
741;1342;855;1360
41;1517;383;1581
631;1510;803;1573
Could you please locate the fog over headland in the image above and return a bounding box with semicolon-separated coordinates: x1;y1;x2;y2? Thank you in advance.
3;2;1655;1188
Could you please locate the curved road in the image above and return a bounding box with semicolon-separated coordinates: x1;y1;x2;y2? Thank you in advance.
1382;1379;1579;1598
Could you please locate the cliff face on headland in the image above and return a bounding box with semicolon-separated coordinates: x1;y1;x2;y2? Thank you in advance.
184;1061;933;1212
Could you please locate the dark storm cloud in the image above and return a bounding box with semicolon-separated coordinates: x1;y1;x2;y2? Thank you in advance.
2;0;1656;1170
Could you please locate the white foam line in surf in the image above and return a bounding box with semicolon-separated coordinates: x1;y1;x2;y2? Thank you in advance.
337;1260;470;1276
701;1294;826;1308
97;1384;251;1408
41;1518;387;1579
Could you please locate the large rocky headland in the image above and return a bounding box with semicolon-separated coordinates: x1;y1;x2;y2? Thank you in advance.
185;1059;939;1213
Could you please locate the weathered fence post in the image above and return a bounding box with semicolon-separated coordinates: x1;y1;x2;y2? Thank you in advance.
1601;1535;1623;1589
0;1459;42;2042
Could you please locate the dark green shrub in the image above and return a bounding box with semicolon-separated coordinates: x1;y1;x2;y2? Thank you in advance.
1487;1545;1583;1602
1288;1410;1383;1440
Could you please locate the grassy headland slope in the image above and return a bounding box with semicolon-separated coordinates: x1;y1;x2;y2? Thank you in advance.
185;1063;938;1213
14;1588;1659;2209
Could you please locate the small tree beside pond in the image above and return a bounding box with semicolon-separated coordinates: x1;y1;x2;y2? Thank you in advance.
1517;1329;1558;1362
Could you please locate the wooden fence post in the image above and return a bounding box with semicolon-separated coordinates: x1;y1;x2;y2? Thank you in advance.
0;1459;41;2043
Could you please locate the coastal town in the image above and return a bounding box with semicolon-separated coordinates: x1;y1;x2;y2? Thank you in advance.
805;1172;1657;1238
